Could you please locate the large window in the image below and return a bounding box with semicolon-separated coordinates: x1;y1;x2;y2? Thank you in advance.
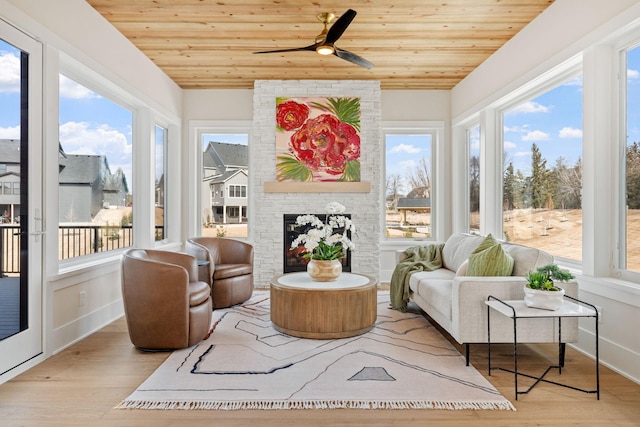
58;75;133;260
624;44;640;273
502;74;583;262
385;133;432;239
200;133;249;238
155;125;167;241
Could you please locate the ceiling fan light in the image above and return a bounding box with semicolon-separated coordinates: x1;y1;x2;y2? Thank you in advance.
316;44;334;55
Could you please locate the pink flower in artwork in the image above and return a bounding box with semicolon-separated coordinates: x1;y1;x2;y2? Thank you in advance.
289;114;361;175
276;100;310;131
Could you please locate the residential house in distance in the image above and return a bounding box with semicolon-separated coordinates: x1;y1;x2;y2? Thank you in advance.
58;145;127;223
201;141;248;225
0;140;21;223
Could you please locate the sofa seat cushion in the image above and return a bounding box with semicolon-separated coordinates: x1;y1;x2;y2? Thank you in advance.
189;280;212;306
467;234;514;276
409;268;456;292
214;263;252;279
412;279;453;321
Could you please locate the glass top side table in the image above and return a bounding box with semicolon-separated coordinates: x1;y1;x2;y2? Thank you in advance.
485;295;599;400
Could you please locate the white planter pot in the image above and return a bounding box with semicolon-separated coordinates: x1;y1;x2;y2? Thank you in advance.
523;285;565;310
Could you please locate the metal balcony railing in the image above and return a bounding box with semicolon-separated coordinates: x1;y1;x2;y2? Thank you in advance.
0;225;165;276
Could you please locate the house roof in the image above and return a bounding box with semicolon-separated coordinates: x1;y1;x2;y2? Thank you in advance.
58;154;106;185
0;139;21;164
205;169;247;185
204;142;249;170
397;197;431;209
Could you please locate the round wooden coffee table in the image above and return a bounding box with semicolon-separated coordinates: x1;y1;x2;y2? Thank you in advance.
270;272;377;339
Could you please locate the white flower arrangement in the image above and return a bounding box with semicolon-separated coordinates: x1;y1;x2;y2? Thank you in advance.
290;202;356;261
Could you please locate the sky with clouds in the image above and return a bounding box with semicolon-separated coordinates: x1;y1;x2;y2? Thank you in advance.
1;39;134;190
2;39;640;198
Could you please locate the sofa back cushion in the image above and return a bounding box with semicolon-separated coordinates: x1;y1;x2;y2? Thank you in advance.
503;242;554;276
466;234;514;276
442;233;554;277
442;233;485;272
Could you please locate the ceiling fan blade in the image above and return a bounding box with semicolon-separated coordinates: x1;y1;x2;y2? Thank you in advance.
334;47;373;69
325;9;357;44
253;44;317;54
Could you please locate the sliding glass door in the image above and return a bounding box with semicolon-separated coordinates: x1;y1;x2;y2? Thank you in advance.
0;20;44;378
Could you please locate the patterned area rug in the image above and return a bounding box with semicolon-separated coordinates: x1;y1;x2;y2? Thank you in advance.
117;292;514;410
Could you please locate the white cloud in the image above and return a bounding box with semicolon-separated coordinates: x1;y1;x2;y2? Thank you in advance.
0;51;20;93
522;130;550;141
508;101;550;114
522;130;549;141
59;75;100;99
390;143;421;154
60;121;132;189
504;124;529;133
59;121;131;156
0;125;20;139
399;159;417;171
559;127;582;138
503;140;517;150
629;69;640;80
514;150;531;157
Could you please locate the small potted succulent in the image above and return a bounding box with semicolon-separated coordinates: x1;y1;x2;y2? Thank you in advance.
524;263;574;310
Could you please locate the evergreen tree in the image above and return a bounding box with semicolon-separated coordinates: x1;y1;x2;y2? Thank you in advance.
503;161;516;210
627;142;640;209
469;155;480;212
531;143;549;209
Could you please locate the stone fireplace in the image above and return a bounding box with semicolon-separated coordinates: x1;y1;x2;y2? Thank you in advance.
251;80;381;285
283;214;352;274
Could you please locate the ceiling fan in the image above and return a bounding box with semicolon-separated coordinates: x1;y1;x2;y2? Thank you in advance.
253;9;374;69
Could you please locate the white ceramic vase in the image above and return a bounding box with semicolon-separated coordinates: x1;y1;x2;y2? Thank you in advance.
523;285;565;310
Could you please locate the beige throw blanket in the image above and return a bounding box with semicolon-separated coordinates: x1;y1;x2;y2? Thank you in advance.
390;243;445;312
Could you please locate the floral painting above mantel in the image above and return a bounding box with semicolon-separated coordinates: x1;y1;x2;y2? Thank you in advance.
275;97;361;183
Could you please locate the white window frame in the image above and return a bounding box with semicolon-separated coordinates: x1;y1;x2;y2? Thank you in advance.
615;37;640;284
189;120;252;241
381;121;446;245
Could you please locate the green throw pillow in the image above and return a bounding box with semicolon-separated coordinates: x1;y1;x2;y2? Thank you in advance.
466;234;514;276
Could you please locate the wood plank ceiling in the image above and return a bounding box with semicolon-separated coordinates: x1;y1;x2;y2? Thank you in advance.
85;0;555;90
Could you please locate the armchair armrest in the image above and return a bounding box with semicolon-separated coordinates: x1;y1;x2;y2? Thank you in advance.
185;239;214;283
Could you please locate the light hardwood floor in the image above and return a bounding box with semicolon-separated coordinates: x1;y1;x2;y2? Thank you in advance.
1;313;639;426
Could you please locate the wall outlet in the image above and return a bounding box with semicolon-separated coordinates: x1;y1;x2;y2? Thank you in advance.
79;291;86;307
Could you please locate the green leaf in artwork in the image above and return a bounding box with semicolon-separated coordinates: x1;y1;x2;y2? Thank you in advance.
276;154;313;182
340;160;361;182
310;97;360;132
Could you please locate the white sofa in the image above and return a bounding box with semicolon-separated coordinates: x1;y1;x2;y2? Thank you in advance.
396;233;578;365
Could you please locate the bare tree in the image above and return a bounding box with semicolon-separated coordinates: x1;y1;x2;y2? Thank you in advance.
406;157;431;198
386;174;402;208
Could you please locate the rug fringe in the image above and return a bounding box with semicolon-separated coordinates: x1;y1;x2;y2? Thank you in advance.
115;399;516;411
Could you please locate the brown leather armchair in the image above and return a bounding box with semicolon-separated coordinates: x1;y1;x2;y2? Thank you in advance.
185;237;254;308
121;248;212;351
